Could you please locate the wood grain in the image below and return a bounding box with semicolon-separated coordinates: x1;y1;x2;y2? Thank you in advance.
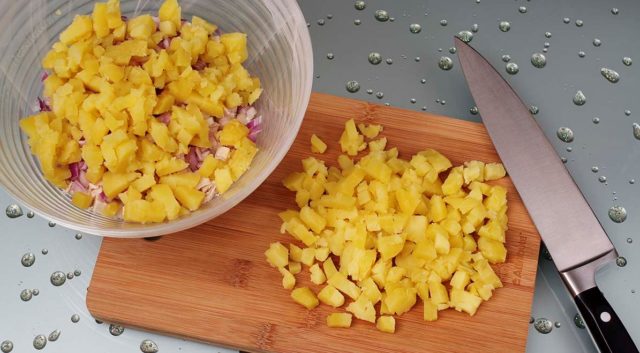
87;92;541;353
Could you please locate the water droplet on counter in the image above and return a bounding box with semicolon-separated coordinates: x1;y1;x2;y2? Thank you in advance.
529;317;535;324
632;123;640;139
593;117;600;124
544;32;552;38
625;109;632;116
41;249;48;255
326;14;333;20
140;339;159;353
389;17;395;22
563;17;571;24
617;256;627;267
566;146;573;152
409;23;422;33
574;313;586;328
66;272;74;280
6;204;24;218
557;127;574;142
575;19;584;27
109;324;125;336
438;56;454;70
71;314;80;323
374;10;389;22
345;80;360;93
74;269;82;278
410;98;417;104
627;237;633;243
421;106;427;111
531;53;546;68
326;53;334;60
600;68;619;83
440;19;448;26
48;330;60;342
365;89;373;95
609;205;627;223
470;106;479;115
471;24;479;32
554;322;561;328
440;100;446;105
592;166;599;173
48;221;56;227
50;271;66;286
593;38;602;47
75;233;83;240
368;52;382;65
573;90;586;105
578;51;586;58
384;102;391;106
611;8;619;15
317;19;325;26
505;62;519;75
498;21;511;32
21;253;35;267
534;318;553;334
501;54;511;62
32;289;39;296
20;289;33;301
449;47;457;54
518;6;527;13
420;78;427;84
456;30;473;43
0;341;13;353
354;1;366;10
26;211;35;218
623;57;633;66
542;48;548;53
599;176;607;183
385;58;393;65
561;157;568;163
529;105;539;115
543;42;550;49
630;179;636;184
33;335;46;350
375;92;384;99
415;57;421;62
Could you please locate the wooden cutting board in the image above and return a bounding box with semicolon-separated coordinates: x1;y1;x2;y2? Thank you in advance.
87;92;541;353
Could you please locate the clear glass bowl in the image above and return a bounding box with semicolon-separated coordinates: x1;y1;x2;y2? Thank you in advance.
0;0;313;237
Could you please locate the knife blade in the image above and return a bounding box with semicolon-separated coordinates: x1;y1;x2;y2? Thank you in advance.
455;37;638;353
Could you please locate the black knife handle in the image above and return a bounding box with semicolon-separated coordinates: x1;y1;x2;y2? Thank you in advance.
575;286;639;353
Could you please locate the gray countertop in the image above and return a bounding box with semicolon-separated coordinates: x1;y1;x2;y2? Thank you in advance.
2;0;639;352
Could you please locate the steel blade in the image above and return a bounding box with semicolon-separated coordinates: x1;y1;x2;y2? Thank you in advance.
455;38;614;272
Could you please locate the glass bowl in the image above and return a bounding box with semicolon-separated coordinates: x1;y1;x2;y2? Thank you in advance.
0;0;313;237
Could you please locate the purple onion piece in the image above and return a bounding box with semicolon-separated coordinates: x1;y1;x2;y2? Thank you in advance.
98;191;108;203
248;128;262;142
40;71;49;82
193;59;206;71
78;171;90;188
69;181;86;193
38;97;51;112
157;112;171;124
187;146;199;172
69;162;80;181
246;115;263;131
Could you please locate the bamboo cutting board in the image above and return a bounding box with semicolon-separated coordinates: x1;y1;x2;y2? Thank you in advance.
87;92;541;353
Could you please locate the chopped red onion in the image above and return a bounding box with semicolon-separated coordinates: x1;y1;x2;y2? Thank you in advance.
98;191;108;203
157;112;171;124
78;170;90;188
69;181;86;193
69;162;81;180
158;37;171;49
193;58;206;71
38;97;51;112
187;146;199;171
78;138;87;147
218;115;232;126
248;128;262;142
246;115;263;131
40;71;49;82
78;160;88;171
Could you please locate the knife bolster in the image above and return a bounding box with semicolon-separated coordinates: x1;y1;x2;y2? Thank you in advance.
561;250;618;297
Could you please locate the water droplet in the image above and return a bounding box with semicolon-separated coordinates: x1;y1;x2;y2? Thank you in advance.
21;252;35;267
578;51;586;58
566;146;573;152
440;100;446;105
440;19;448;26
389;17;395;22
66;272;74;280
410;98;417;104
108;324;125;336
471;24;479;33
599;176;607;183
556;127;574;143
41;248;48;255
32;289;39;296
630;179;636;184
409;23;422;34
421;106;427;111
326;14;333;20
415;57;421;62
593;38;602;47
33;335;46;350
529;317;535;324
534;318;553;334
592;166;599;173
368;52;382;65
518;6;527;13
561;157;568;163
593;117;600;124
542;48;548;53
95;319;104;324
353;19;362;26
573;90;586;106
75;233;83;240
50;271;66;286
306;23;310;28
438;56;454;70
505;62;519;75
574;313;586;329
470;106;479;115
543;42;550;49
375;92;384;99
627;237;633;243
48;221;56;227
20;289;33;301
563;17;571;24
385;58;393;65
384;102;390;106
529;105;539;115
501;54;511;62
575;19;584;27
5;204;23;218
544;32;552;38
0;340;13;353
611;8;619;15
354;1;366;11
456;30;473;43
554;322;561;328
498;21;511;32
27;211;35;218
616;256;627;267
140;339;159;353
48;330;61;342
366;89;373;95
71;314;80;323
374;10;389;22
420;78;427;84
345;80;360;93
632;123;640;139
449;47;457;54
317;19;325;26
624;110;631;117
531;53;547;68
623;57;632;66
326;53;334;60
609;205;627;223
598;68;621;85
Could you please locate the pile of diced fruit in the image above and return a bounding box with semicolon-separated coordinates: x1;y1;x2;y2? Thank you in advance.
19;0;263;223
265;119;508;333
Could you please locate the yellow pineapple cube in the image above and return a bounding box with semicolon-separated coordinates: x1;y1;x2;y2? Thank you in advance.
323;258;338;279
156;157;189;176
102;172;140;198
384;287;417;315
328;272;361;300
310;134;328;154
359;277;382;304
127;14;156;40
158;0;181;28
450;288;483;316
60;15;93;45
484;162;506;181
318;285;345;308
478;237;507;263
71;192;93;209
450;270;471;289
220;32;248;65
148;184;181;220
288;261;302;275
173;185;205;211
423;299;438;321
299;206;326;234
346;294;376;323
159;172;201;189
300;247;315;266
123;199;166;223
428;195;447;222
265;242;289;268
279;267;296;290
326;313;352;328
310;263;327;285
463;160;485;184
377;234;405;261
290;287;319;310
357;122;383;139
376;316;396;333
214;167;234;193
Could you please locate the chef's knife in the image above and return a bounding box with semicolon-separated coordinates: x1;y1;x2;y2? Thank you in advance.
455;38;638;353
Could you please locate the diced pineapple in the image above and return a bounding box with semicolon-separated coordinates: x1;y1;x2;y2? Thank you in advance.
299;206;326;234
279;267;296;290
310;134;328;154
450;288;483;316
123;199;166;223
478;237;507;263
326;313;353;328
288;261;302;275
484;162;506;181
328;272;361;300
318;285;345;308
300;247;316;266
290;287;319;310
376;316;396;333
148;184;181;220
265;242;289;268
214;167;234;194
158;0;181;28
60;15;93;45
346;295;376;323
423;299;438;321
384;287;417;315
102;172;141;198
71;192;93;209
310;263;327;285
